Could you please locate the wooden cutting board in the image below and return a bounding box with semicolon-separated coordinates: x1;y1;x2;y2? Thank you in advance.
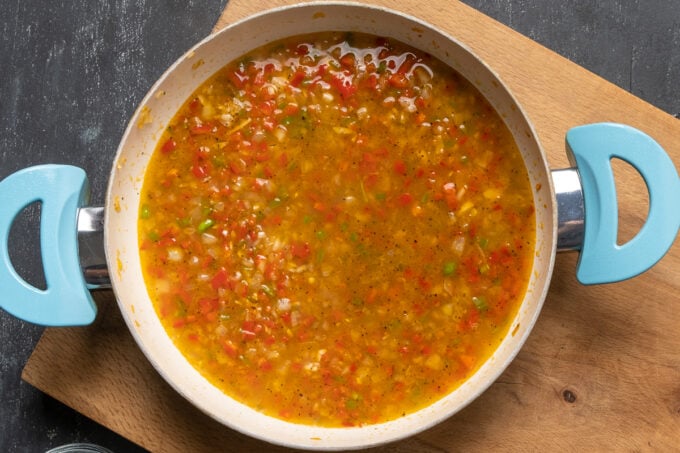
23;0;680;451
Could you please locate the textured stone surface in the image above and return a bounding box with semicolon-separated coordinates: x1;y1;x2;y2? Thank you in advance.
0;1;677;451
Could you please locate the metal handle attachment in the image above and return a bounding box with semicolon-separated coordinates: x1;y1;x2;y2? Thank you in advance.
77;206;110;289
553;168;585;252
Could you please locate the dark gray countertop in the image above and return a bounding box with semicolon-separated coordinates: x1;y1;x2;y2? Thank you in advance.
1;1;678;451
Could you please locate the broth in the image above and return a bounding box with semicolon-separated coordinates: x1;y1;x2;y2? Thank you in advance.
138;32;535;427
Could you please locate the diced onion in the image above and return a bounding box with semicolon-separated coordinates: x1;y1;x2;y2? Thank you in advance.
452;236;466;254
215;325;227;337
322;92;334;103
202;233;218;245
167;248;183;262
291;310;301;327
398;96;417;113
274;126;287;142
277;298;291;312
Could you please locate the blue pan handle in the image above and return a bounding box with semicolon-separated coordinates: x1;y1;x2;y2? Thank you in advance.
566;123;680;284
0;165;96;326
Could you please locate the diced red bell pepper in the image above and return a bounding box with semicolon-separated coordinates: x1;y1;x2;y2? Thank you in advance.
393;160;407;176
289;68;307;87
331;73;357;99
397;193;413;206
192;163;209;179
290;241;311;261
161;138;176;154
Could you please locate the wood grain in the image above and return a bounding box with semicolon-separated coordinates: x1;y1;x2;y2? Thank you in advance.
23;0;680;451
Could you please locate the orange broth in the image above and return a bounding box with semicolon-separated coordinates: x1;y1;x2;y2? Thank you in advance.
138;32;535;427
